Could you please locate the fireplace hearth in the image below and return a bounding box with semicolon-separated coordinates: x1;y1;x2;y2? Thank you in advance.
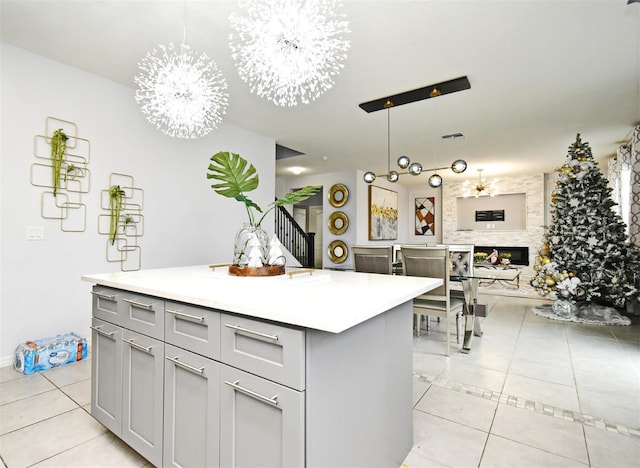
475;245;530;266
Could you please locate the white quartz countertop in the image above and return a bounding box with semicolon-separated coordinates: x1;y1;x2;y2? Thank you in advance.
82;265;442;333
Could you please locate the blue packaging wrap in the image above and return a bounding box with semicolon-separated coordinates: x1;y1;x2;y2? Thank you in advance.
14;332;88;375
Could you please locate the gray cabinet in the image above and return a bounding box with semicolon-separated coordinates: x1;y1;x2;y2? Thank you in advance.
90;285;413;467
91;287;164;466
163;344;220;468
220;314;305;391
165;301;220;360
219;364;304;468
122;329;164;464
90;317;122;436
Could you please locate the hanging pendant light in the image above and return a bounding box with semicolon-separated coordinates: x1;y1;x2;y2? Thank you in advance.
361;88;468;186
462;169;498;197
134;3;228;139
229;0;351;107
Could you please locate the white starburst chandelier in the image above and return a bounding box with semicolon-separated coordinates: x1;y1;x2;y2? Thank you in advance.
134;40;228;139
462;169;498;197
229;0;350;107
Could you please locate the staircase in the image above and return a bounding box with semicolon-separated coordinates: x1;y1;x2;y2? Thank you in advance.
275;205;315;268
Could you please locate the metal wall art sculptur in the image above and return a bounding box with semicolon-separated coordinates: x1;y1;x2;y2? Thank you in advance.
30;117;91;232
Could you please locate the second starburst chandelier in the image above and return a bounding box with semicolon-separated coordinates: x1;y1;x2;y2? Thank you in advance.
229;0;351;107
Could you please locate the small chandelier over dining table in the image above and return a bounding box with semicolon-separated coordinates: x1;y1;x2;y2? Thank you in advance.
359;77;471;188
361;105;468;188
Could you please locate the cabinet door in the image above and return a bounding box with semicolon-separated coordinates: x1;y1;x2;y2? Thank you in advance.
220;365;304;468
90;318;122;436
122;329;164;466
164;344;220;468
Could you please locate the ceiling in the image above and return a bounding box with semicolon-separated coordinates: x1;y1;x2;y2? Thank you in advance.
2;0;639;186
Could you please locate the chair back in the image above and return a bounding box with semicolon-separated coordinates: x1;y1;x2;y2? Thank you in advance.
438;244;474;277
401;246;450;300
352;245;393;274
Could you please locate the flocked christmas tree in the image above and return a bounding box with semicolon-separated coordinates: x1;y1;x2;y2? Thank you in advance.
531;134;640;308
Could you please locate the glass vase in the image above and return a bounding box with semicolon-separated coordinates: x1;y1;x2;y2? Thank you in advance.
233;223;269;267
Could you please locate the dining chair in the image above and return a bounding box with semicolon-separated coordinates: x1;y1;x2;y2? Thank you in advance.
352;245;393;275
437;244;475;276
438;243;474;301
401;245;466;356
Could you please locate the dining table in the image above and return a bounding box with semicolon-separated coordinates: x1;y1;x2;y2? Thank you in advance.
452;266;522;352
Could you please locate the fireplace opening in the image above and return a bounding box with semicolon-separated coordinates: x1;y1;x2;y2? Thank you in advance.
474;246;530;266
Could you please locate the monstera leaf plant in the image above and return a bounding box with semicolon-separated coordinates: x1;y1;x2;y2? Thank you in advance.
206;151;320;228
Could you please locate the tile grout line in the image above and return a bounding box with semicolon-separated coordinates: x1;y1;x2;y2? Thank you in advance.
413;372;640;440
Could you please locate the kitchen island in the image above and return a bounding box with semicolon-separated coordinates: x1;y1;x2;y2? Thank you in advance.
82;265;441;467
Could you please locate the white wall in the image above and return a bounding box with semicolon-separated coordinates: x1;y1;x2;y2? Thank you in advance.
0;44;275;363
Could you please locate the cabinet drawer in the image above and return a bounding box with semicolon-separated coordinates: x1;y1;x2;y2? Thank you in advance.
220;314;305;391
119;292;164;340
164;302;221;360
220;364;304;467
92;286;122;326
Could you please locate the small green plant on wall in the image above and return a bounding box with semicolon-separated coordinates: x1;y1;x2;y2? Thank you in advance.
109;185;126;245
50;129;68;196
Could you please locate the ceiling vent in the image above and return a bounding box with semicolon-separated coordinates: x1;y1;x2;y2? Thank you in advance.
442;132;465;140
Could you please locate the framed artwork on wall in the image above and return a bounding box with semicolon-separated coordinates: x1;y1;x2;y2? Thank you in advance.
415;196;435;236
368;185;398;240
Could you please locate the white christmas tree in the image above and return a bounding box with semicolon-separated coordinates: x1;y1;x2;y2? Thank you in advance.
246;234;264;268
268;235;285;266
531;134;640;308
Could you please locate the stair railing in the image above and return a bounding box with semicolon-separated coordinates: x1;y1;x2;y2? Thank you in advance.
274;204;315;268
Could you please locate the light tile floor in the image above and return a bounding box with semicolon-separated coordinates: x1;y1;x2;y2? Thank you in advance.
0;294;638;467
406;294;640;468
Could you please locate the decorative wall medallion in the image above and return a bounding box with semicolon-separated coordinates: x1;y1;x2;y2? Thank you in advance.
328;211;349;235
328;183;349;207
328;239;348;264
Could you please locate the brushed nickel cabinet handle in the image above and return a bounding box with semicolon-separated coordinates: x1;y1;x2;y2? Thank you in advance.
224;380;278;407
91;291;116;301
166;308;205;323
123;337;153;354
90;325;115;338
224;323;279;341
122;297;154;310
165;356;205;375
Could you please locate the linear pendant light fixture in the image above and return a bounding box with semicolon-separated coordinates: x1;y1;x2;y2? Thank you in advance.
359;76;470;113
360;76;470;187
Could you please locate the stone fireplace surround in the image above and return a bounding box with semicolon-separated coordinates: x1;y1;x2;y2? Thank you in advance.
442;173;546;292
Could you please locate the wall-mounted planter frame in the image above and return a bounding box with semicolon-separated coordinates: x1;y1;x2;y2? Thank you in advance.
30;116;91;232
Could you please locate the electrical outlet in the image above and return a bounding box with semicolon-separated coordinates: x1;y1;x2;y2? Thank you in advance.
26;226;44;240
